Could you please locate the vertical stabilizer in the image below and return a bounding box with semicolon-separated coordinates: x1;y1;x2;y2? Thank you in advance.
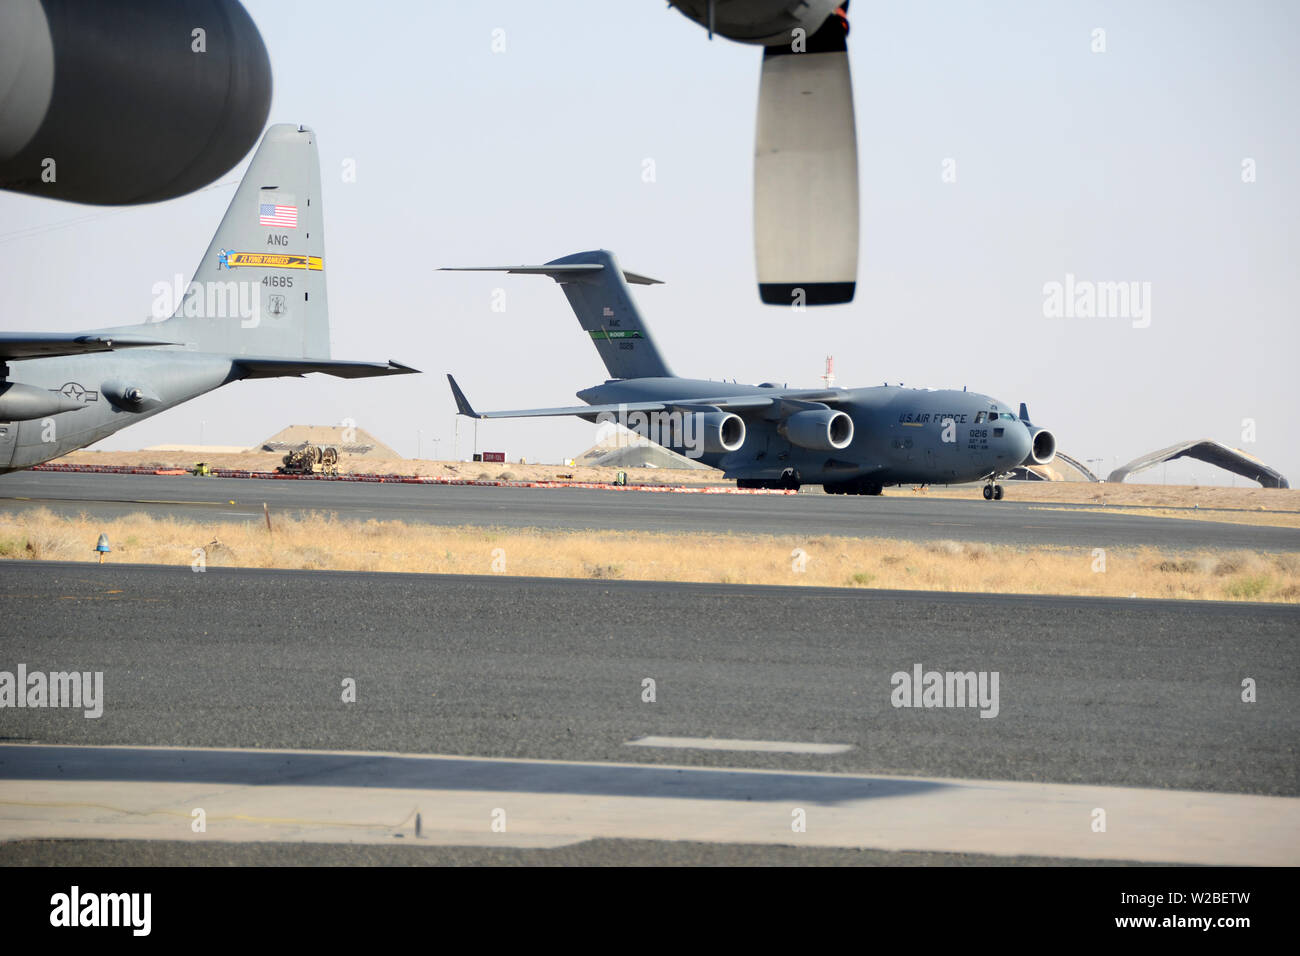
155;124;330;359
441;249;673;380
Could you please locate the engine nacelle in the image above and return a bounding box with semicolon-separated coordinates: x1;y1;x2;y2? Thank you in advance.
781;408;854;451
0;0;271;205
1027;428;1056;465
0;381;86;420
696;412;746;454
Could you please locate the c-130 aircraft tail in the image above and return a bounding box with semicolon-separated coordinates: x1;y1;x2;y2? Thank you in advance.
151;123;331;358
0;124;415;474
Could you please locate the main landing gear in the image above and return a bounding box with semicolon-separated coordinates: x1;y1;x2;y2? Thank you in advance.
982;481;1004;501
738;469;802;491
824;477;883;496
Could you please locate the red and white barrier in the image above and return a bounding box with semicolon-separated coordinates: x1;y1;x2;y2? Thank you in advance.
30;463;797;495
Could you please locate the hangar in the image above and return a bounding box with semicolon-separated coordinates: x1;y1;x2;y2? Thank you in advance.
574;425;712;471
1010;452;1100;482
1107;439;1289;489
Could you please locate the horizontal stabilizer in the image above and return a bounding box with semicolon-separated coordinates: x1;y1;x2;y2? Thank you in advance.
235;358;419;379
444;250;672;380
0;333;180;361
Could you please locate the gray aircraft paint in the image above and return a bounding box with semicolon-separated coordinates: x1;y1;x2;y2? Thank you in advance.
445;250;1053;492
0;124;414;473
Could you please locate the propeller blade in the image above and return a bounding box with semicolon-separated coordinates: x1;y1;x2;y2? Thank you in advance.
754;10;858;306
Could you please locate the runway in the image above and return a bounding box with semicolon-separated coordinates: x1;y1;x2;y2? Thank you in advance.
1;561;1296;864
4;471;1298;551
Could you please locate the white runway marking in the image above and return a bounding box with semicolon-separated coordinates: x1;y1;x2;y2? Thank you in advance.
2;744;1297;864
625;736;853;755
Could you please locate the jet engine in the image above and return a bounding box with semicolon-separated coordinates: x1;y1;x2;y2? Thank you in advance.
1027;428;1056;465
696;411;746;454
781;408;854;451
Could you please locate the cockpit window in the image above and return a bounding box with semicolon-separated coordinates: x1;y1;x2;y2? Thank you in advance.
974;412;986;423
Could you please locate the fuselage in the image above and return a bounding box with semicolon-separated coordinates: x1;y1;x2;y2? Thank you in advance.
576;377;1034;486
0;349;237;474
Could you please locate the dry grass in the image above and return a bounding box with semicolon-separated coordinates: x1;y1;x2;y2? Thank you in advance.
1034;504;1300;529
901;482;1300;517
2;508;1297;603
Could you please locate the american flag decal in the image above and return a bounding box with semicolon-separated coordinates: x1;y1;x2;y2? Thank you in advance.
602;307;614;316
259;203;298;228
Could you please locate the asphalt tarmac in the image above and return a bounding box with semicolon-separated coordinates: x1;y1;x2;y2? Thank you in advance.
2;562;1296;864
3;471;1297;551
2;561;1294;794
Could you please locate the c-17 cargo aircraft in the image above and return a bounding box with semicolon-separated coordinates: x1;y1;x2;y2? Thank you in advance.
0;124;415;474
444;250;1055;499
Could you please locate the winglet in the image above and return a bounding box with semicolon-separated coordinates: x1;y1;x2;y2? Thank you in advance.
1019;402;1031;423
447;374;479;418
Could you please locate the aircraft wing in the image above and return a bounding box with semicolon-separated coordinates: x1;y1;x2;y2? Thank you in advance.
235;359;419;379
448;375;667;419
441;264;663;285
0;333;180;360
448;374;847;419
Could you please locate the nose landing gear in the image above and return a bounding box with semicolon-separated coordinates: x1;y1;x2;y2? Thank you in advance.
982;480;1004;501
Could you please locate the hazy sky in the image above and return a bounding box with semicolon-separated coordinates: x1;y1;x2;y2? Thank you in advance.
2;0;1297;485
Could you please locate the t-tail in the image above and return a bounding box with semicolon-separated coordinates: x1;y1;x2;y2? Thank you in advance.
441;249;674;380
